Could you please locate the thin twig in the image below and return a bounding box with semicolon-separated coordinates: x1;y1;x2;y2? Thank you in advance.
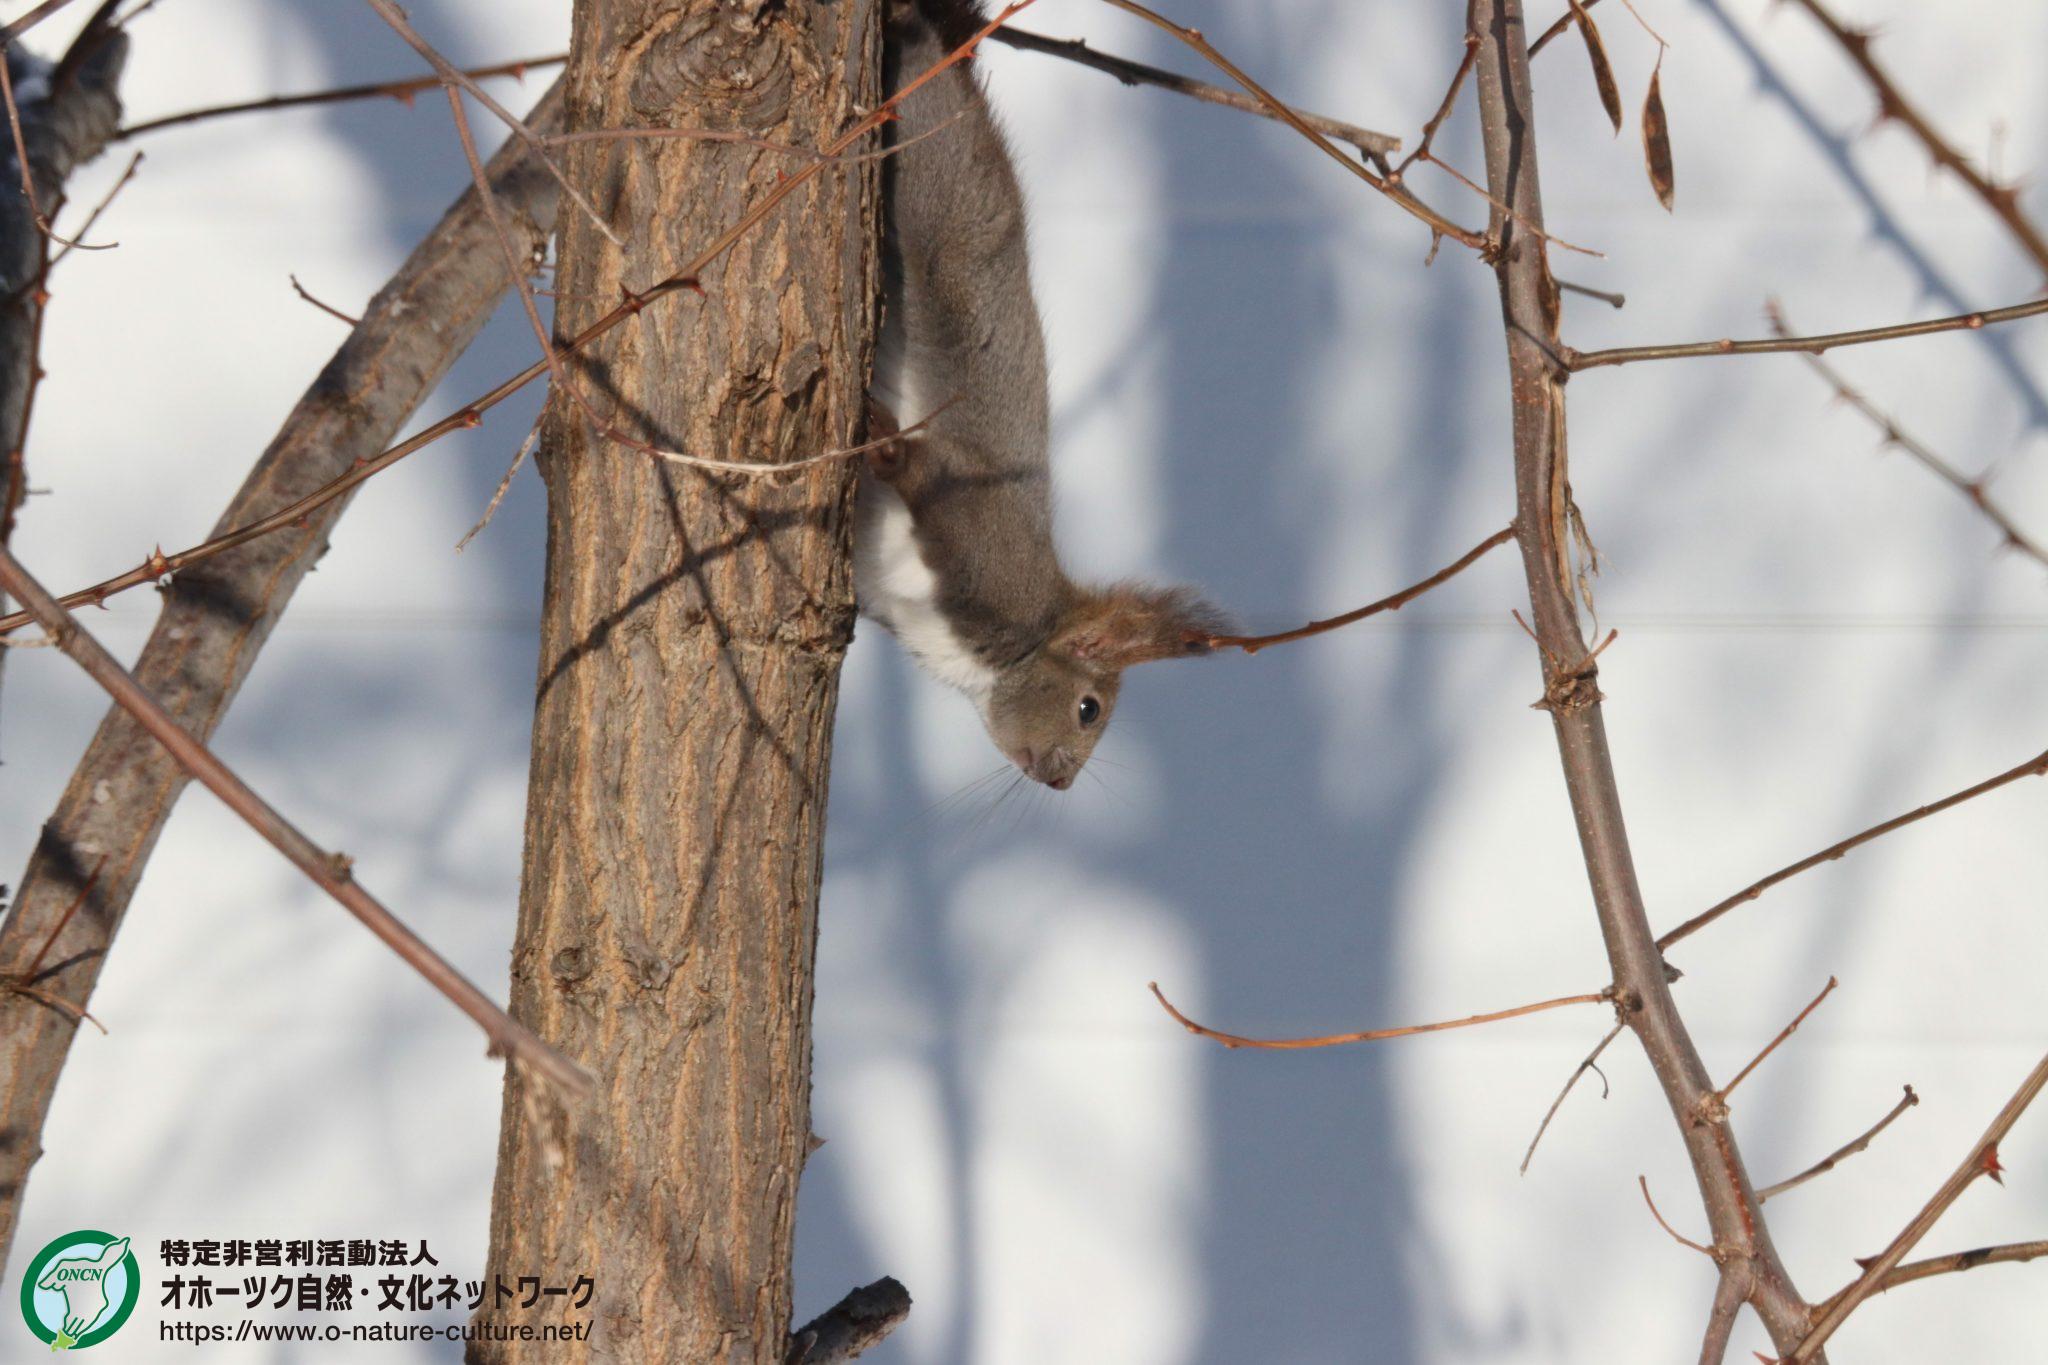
1521;1019;1622;1174
1201;525;1516;653
16;853;100;981
1390;21;1479;182
1782;0;2048;279
1528;0;1605;57
1658;746;2048;949
989;24;1397;155
1699;1266;1749;1365
1091;0;1486;251
116;54;562;140
1792;1051;2048;1360
1639;1175;1717;1258
0;0;81;44
363;0;622;246
288;274;359;326
455;409;542;552
45;146;137;272
1770;301;2048;569
0;34;105;250
0;543;593;1099
1148;980;1607;1051
1563;296;2048;371
1759;1085;1918;1202
1717;976;1837;1101
1558;277;1625;309
1815;1239;2048;1312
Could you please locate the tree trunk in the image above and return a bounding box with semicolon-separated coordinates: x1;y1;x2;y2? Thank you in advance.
473;1;879;1360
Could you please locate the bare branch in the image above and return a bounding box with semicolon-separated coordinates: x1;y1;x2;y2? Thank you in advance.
1759;1085;1919;1203
1793;1051;2048;1359
1718;976;1837;1101
1564;296;2048;371
0;543;592;1098
1149;980;1608;1051
116;54;561;140
1782;0;2048;280
1770;301;2048;569
1470;0;1817;1350
786;1278;913;1365
1816;1239;2048;1311
1659;746;2048;949
1091;0;1487;251
990;24;1398;155
1699;1266;1749;1365
1199;525;1516;654
287;273;359;326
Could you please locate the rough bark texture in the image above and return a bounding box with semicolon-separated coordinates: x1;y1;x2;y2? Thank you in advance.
0;23;127;707
1467;0;1818;1357
0;84;565;1260
472;0;880;1360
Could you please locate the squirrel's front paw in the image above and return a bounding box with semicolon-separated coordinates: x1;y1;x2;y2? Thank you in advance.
865;398;909;478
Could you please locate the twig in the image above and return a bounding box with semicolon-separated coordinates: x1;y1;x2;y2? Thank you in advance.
1639;1175;1716;1258
1557;277;1625;309
1148;980;1607;1051
1200;524;1516;653
16;853;100;982
1782;0;2048;280
1717;977;1836;1101
1091;0;1486;251
989;24;1397;155
785;1277;913;1365
0;3;1035;634
455;409;542;552
116;54;562;139
1815;1239;2048;1312
1759;1085;1918;1202
1521;1019;1622;1174
1770;302;2048;569
0;22;113;251
288;274;359;326
44;145;136;272
363;0;622;247
1529;0;1605;57
0;543;593;1099
1391;22;1479;182
1792;1050;2048;1360
1658;745;2048;949
1564;296;2048;371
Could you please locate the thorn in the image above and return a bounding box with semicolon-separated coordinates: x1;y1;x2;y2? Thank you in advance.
1981;1143;2005;1185
144;545;170;579
460;408;483;428
328;851;355;882
391;89;416;109
679;275;705;296
619;284;645;314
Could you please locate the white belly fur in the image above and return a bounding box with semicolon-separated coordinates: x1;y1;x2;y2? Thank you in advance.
855;478;998;707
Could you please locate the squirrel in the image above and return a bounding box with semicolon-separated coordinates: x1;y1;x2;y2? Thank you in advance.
857;0;1225;791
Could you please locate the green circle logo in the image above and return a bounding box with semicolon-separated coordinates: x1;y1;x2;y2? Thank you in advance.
19;1230;138;1350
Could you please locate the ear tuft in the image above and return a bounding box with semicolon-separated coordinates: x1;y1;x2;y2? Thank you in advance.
1057;583;1230;667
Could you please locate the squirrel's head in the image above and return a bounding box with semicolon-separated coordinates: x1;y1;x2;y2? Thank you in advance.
984;584;1225;789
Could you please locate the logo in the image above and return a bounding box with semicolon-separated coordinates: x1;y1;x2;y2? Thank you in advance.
19;1231;138;1350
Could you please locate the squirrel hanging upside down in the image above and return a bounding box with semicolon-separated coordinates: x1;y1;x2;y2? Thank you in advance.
857;0;1226;791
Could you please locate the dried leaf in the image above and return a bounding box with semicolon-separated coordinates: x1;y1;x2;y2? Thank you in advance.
1642;62;1675;211
1571;0;1623;133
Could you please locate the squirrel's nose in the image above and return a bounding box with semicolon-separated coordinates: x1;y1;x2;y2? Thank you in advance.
1047;774;1073;791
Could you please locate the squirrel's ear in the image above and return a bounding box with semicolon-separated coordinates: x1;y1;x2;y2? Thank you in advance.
1056;584;1229;666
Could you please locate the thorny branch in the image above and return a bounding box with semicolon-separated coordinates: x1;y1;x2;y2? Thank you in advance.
1792;1050;2048;1360
1814;1239;2048;1311
1149;980;1608;1051
1758;1085;1918;1203
1769;301;2048;569
1781;0;2048;281
1658;744;2048;949
0;543;592;1098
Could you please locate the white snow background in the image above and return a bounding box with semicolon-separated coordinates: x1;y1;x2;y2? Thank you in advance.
0;0;2044;1361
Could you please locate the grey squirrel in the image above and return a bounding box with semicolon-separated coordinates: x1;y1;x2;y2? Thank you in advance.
857;0;1224;790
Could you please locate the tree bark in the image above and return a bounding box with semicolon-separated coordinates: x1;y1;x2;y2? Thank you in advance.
0;19;127;708
472;0;879;1359
0;84;565;1261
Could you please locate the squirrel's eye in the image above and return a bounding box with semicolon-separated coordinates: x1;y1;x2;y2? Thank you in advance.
1078;695;1102;727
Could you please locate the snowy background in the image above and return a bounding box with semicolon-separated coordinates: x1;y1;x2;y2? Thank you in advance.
2;0;2045;1360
